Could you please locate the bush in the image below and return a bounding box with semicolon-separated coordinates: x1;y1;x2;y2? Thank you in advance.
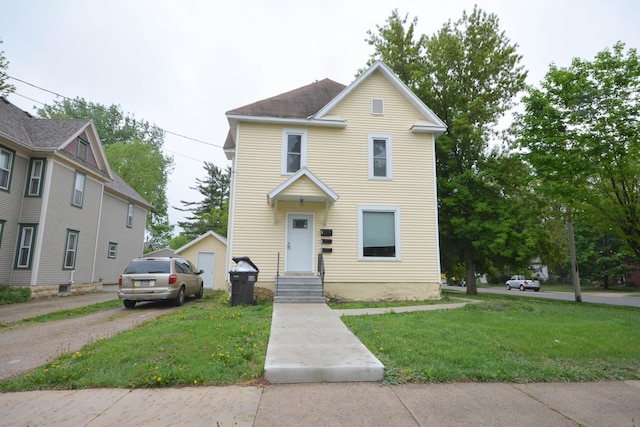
0;285;31;304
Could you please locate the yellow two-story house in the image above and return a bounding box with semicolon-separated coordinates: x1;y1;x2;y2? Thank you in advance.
224;61;446;302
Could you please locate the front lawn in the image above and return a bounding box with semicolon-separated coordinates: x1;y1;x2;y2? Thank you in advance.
341;296;640;384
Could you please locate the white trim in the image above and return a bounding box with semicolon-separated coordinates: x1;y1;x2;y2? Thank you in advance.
357;205;401;261
281;128;308;175
314;62;446;133
429;133;443;281
226;123;240;278
30;159;54;285
268;167;339;205
176;230;227;254
226;114;346;128
368;134;392;180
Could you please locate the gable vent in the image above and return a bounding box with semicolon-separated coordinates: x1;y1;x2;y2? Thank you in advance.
371;98;384;115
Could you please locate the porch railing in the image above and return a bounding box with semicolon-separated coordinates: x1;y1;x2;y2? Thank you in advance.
317;252;325;295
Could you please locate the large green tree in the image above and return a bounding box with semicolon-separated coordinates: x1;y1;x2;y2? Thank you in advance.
366;7;529;294
176;162;230;239
514;42;640;300
38;98;173;246
0;38;15;97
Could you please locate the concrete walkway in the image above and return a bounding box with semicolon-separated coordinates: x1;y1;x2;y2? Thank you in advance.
264;303;384;383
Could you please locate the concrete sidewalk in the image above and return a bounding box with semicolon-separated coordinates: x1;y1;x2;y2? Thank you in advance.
2;381;639;426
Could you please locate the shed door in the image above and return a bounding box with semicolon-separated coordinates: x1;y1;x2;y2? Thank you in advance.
197;252;215;289
286;213;314;272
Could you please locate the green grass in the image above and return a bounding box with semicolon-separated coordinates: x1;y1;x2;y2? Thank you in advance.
17;300;123;325
341;296;640;385
0;292;272;390
0;285;31;304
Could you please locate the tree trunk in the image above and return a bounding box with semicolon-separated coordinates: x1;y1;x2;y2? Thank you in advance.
567;219;583;302
464;248;478;295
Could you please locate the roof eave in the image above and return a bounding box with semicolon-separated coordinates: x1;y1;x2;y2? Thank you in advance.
411;125;447;138
226;113;346;128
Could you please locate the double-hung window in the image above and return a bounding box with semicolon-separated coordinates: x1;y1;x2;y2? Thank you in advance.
358;206;401;260
77;138;89;161
26;158;45;197
0;220;5;249
72;172;85;207
15;224;37;269
126;203;134;228
63;229;79;269
282;129;307;174
108;242;118;259
368;134;392;179
0;146;14;191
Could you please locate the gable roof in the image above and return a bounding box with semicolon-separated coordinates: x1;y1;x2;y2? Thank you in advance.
227;78;346;119
175;230;227;254
314;61;446;134
223;61;447;156
268;167;339;206
0;97;150;208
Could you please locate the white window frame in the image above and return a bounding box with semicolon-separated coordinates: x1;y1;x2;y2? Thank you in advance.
281;129;307;175
15;224;37;269
358;205;401;261
27;158;45;196
108;242;118;259
72;172;85;207
63;229;79;269
126;203;134;228
368;134;392;180
0;146;14;191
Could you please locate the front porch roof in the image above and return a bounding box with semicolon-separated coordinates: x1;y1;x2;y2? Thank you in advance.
267;168;339;224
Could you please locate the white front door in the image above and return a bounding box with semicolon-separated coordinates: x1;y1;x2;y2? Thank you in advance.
197;252;215;289
286;213;314;272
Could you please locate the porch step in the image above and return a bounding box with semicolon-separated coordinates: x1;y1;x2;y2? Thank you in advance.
274;275;326;303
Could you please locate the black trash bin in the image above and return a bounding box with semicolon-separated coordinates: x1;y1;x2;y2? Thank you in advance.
229;256;259;306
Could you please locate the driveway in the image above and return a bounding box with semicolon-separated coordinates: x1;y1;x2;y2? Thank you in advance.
442;285;640;308
0;289;184;381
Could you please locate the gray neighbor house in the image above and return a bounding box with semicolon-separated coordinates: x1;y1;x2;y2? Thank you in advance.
0;98;151;298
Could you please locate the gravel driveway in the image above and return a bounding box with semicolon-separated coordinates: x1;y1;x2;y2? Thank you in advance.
0;290;182;381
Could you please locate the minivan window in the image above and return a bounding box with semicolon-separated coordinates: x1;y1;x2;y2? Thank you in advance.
123;260;170;274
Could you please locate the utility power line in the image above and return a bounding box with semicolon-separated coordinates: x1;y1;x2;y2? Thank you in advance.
7;75;224;149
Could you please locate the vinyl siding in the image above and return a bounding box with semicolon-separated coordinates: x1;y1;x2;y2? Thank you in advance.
231;70;440;296
94;192;147;284
35;163;102;285
0;152;28;284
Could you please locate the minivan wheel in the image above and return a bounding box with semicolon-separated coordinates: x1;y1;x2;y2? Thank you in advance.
174;287;186;306
123;300;136;308
196;284;204;299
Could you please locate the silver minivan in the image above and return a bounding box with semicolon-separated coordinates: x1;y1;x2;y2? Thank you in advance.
118;257;204;308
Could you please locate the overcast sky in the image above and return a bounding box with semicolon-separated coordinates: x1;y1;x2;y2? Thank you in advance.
2;0;639;232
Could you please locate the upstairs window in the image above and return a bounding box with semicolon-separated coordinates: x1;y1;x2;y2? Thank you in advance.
26;158;45;197
72;172;85;207
368;134;392;179
15;224;37;269
126;203;134;228
63;229;79;269
0;146;14;191
108;242;118;259
0;220;5;249
282;129;307;174
77;138;89;161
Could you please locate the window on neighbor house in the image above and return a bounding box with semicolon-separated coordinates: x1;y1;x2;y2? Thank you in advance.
282;129;307;174
358;206;401;260
15;224;37;269
369;134;392;179
108;242;118;259
26;158;45;197
0;220;5;249
126;203;134;228
72;172;85;207
77;138;89;161
63;229;79;269
0;146;14;191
